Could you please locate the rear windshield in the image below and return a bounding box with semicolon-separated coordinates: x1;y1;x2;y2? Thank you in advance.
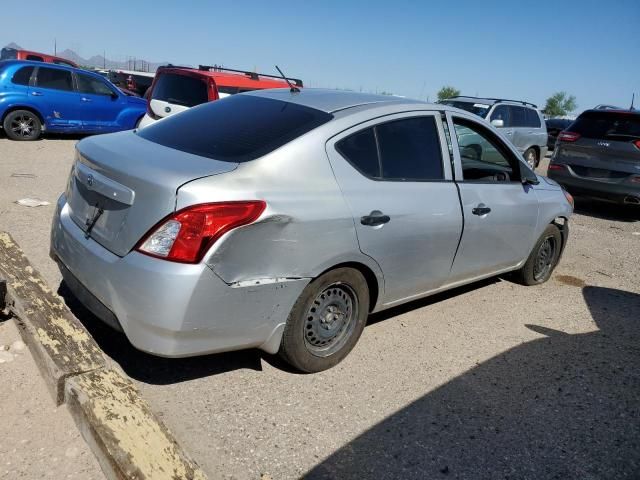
570;111;640;141
440;100;490;118
151;72;208;107
137;95;333;162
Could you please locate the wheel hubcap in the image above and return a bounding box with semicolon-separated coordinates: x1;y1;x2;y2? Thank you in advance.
304;283;358;357
526;151;536;168
533;236;556;281
10;115;35;138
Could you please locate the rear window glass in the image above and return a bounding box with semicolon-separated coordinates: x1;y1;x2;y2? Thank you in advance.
525;108;541;128
137;95;333;162
440;100;490;118
26;55;44;62
152;73;208;107
12;66;34;86
570;111;640;140
337;128;380;178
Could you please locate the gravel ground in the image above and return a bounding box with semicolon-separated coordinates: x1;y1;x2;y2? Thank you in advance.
0;135;639;480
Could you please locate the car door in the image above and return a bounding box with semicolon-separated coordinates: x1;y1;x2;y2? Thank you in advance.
446;112;539;282
326;112;463;306
75;72;125;132
489;105;515;144
32;66;81;130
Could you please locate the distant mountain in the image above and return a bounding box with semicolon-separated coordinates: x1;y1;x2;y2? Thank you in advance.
3;42;168;72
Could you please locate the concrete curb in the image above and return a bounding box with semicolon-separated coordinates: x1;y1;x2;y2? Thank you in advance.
0;232;208;480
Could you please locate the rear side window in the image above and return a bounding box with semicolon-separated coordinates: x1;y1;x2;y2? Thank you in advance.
12;66;34;86
76;73;114;96
525;108;541;128
509;106;527;127
336;128;380;178
337;117;444;181
26;55;44;62
152;73;208;107
36;67;73;91
137;95;333;162
570;111;640;141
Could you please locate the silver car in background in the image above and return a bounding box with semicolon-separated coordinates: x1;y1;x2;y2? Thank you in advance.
439;96;548;169
50;89;573;372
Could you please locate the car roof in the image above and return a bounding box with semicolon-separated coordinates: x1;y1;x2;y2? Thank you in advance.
446;96;538;109
156;66;293;89
243;88;426;114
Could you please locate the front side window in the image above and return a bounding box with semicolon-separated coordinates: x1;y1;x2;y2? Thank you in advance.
36;67;73;91
12;66;34;86
152;73;208;107
490;105;510;127
453;117;520;182
337;116;444;181
76;73;115;96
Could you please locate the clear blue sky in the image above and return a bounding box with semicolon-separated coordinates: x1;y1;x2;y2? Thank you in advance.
3;0;639;111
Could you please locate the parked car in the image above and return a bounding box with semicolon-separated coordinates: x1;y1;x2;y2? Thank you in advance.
0;60;147;140
138;65;303;127
439;96;548;169
50;90;573;372
548;109;640;205
545;118;574;149
1;47;77;67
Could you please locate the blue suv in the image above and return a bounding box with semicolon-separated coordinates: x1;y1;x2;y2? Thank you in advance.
0;60;147;140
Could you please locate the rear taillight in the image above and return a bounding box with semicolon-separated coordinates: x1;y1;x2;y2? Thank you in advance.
633;140;640;150
562;188;574;208
136;201;266;263
548;164;566;171
146;98;159;120
557;131;581;142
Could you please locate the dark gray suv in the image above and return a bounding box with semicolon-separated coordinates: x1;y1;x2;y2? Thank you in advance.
547;109;640;206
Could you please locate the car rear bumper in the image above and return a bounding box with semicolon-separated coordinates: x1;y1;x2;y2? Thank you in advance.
547;168;640;205
50;194;309;357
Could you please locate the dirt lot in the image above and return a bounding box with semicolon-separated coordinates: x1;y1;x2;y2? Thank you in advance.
1;135;639;480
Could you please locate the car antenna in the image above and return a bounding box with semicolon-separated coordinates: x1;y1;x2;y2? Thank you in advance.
275;65;300;93
630;93;635;111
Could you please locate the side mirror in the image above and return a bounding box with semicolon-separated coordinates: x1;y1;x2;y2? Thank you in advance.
490;119;504;128
520;163;540;185
110;91;119;100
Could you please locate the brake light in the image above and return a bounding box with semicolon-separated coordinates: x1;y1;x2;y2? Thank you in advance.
146;97;159;120
557;131;581;142
633;140;640;150
136;201;266;263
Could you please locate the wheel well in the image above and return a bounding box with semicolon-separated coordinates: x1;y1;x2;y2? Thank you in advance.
318;262;380;313
2;106;44;126
529;145;540;158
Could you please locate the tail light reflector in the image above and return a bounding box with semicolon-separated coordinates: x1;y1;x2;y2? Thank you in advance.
557;131;581;142
136;201;266;263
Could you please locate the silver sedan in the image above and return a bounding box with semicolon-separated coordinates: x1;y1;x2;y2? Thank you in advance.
50;89;573;372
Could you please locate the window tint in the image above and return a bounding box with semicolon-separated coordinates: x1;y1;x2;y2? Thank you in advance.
337;128;380;178
137;95;333;162
36;67;73;91
569;111;640;140
490;105;510;127
377;117;444;180
525;108;541;127
26;55;44;62
509;106;527;127
76;73;114;96
453;117;519;182
12;66;34;86
151;73;208;107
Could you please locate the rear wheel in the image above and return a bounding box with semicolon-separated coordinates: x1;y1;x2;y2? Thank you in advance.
524;147;538;169
279;268;369;372
513;224;562;285
3;110;42;141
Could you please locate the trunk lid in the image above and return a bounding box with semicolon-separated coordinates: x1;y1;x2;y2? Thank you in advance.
67;130;237;256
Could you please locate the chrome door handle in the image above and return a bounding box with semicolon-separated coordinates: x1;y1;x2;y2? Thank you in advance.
472;204;491;216
361;210;391;226
81;97;92;102
31;91;43;96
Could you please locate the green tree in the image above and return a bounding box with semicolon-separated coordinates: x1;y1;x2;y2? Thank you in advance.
544;92;577;117
437;86;460;101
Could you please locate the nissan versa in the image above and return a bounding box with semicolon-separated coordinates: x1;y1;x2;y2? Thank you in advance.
50;89;573;372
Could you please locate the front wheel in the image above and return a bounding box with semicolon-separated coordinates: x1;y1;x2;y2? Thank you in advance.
3;110;42;141
524;147;538;169
278;268;369;372
513;224;563;286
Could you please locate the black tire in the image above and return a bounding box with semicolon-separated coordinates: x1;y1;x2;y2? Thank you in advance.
279;268;369;373
524;147;538;169
3;110;42;141
513;224;563;286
